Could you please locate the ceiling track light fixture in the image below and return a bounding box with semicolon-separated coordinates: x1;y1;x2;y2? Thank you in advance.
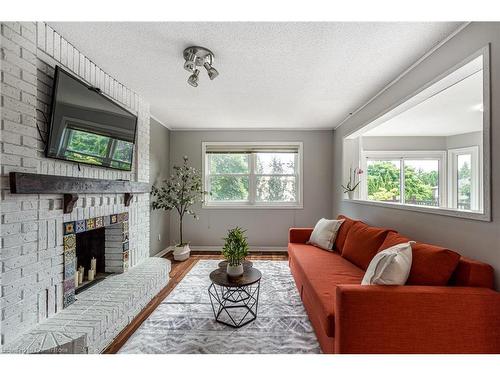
183;46;219;87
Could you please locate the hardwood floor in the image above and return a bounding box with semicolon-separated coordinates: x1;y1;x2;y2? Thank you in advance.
103;251;288;354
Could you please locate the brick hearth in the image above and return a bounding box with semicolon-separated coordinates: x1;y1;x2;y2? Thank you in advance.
3;257;170;353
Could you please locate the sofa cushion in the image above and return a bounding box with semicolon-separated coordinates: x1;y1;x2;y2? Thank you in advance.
288;243;363;337
449;256;494;289
334;215;358;253
379;232;411;250
341;221;392;270
379;232;461;286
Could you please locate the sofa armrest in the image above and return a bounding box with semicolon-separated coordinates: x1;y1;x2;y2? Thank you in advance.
288;228;313;244
335;285;500;354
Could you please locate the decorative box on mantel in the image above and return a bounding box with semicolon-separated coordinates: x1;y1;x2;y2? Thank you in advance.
63;212;130;308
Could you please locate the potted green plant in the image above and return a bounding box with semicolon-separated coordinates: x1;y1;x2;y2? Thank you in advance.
342;167;363;199
222;227;249;277
151;156;208;261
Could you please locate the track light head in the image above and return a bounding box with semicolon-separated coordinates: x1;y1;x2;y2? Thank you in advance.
183;52;196;72
187;69;200;87
204;62;219;80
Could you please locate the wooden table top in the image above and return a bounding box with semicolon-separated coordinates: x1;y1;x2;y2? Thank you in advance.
209;267;261;287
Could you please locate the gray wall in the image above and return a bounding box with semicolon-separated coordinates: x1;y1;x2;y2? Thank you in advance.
169;130;334;248
332;22;500;289
149;118;171;255
361;132;482;152
362;136;447;151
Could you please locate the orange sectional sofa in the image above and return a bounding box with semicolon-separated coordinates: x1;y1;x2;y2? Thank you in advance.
288;215;500;354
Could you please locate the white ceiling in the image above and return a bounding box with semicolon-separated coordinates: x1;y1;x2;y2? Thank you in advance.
362;68;483;137
49;22;462;130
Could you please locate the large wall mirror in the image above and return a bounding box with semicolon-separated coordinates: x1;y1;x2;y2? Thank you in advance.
343;46;490;221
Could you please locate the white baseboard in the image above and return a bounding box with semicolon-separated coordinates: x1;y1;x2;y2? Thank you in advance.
153;246;174;258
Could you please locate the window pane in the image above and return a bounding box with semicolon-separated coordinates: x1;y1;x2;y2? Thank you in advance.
367;160;400;202
256;176;296;202
209;154;249;174
256;153;295;174
112;140;134;163
209;176;249;201
404;160;439;207
66;129;110;157
457;154;472;210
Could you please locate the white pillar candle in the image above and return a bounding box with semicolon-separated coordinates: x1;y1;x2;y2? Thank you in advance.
78;270;84;284
88;269;95;282
91;258;97;272
74;271;79;286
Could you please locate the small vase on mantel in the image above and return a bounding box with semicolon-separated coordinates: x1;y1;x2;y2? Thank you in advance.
347;190;355;200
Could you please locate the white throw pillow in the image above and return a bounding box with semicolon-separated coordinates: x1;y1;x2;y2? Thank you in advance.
361;241;415;285
308;218;345;251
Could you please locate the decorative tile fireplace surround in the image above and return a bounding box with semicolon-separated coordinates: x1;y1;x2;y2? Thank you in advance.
0;22;169;353
62;212;130;308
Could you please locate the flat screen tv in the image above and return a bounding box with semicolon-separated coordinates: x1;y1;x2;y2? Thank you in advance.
46;66;138;171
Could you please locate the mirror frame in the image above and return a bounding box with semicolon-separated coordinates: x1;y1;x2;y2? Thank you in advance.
342;45;491;222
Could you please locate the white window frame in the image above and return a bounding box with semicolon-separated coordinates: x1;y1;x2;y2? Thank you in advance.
448;146;481;212
360;150;447;207
202;142;303;209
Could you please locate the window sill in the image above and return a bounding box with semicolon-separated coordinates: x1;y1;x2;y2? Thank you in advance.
203;203;303;210
342;198;490;222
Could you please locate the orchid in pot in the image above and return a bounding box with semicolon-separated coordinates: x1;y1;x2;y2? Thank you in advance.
222;227;249;277
342;167;363;200
151;156;208;261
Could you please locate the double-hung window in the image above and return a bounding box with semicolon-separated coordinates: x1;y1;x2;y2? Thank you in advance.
360;151;446;208
203;142;303;208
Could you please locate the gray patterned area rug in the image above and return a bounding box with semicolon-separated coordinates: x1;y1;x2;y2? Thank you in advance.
118;260;320;354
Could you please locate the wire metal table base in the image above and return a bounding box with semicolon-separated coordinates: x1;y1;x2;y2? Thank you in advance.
208;281;261;328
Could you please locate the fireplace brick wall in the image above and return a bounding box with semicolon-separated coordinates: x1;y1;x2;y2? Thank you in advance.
0;22;151;349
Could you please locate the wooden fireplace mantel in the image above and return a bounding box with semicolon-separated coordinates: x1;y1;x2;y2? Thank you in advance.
9;172;150;214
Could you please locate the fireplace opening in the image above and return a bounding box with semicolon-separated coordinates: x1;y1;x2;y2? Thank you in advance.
75;227;112;294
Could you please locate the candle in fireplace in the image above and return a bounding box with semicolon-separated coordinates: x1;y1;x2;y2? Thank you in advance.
78;269;84;284
91;258;97;273
75;270;79;286
88;268;95;282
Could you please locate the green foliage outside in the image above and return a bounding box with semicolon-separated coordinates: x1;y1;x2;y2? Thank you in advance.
222;227;249;266
210;154;249;201
64;129;133;170
458;161;471;199
256;156;296;202
67;129;109;157
367;161;439;203
209;153;296;202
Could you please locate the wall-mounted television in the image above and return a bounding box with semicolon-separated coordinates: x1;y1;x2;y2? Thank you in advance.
46;66;138;171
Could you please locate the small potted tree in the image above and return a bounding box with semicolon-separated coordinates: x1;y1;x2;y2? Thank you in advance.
222;227;249;277
151;156;208;261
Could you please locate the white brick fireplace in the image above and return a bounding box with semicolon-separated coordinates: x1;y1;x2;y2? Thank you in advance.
0;22;166;352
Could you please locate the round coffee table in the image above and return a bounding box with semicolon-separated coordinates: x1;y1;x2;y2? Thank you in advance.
208;266;261;328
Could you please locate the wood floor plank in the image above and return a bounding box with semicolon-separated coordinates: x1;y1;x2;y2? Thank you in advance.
103;251;288;354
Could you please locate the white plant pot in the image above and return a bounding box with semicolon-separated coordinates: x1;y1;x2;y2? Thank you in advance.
347;191;355;200
173;244;190;262
226;263;244;277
